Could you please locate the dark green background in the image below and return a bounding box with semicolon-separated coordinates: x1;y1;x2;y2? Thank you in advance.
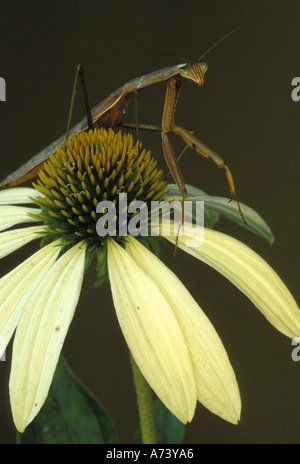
0;0;299;444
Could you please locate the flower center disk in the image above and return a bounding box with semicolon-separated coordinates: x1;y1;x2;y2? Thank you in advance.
32;128;167;248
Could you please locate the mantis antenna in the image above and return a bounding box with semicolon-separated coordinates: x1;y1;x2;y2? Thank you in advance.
198;0;287;62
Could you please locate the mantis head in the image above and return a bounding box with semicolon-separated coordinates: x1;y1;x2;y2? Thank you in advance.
179;62;208;86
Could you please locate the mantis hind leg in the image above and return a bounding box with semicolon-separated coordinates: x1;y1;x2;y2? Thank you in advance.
173;125;247;225
161;131;187;253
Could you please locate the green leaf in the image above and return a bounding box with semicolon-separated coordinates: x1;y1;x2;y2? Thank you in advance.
164;184;220;229
200;202;220;229
18;356;117;444
131;398;185;444
165;184;275;244
153;398;185;444
196;196;275;244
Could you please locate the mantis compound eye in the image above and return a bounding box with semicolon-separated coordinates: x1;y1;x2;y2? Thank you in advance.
179;68;191;78
200;62;208;73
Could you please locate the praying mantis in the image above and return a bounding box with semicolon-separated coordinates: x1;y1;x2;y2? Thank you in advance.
0;59;246;223
3;1;286;224
0;1;288;228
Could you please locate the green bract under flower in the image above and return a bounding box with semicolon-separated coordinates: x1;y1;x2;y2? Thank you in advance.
30;128;167;249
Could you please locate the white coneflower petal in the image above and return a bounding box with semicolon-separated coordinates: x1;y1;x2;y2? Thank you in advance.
0;206;41;232
9;241;86;432
168;223;300;339
0;241;61;357
125;236;241;424
0;225;43;259
107;239;197;424
0;187;40;205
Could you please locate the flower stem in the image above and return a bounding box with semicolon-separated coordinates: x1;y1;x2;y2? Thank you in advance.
129;352;156;444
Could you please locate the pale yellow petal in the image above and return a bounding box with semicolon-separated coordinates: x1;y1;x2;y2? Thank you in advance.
0;241;61;357
0;225;43;259
126;236;241;424
107;239;197;424
0;187;40;205
167;223;300;339
10;241;86;432
0;206;41;232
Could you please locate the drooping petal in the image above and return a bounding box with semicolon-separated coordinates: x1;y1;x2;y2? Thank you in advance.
125;236;241;424
107;239;197;424
0;241;61;357
0;206;41;232
0;225;43;259
166;223;300;339
9;241;86;432
0;187;40;205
